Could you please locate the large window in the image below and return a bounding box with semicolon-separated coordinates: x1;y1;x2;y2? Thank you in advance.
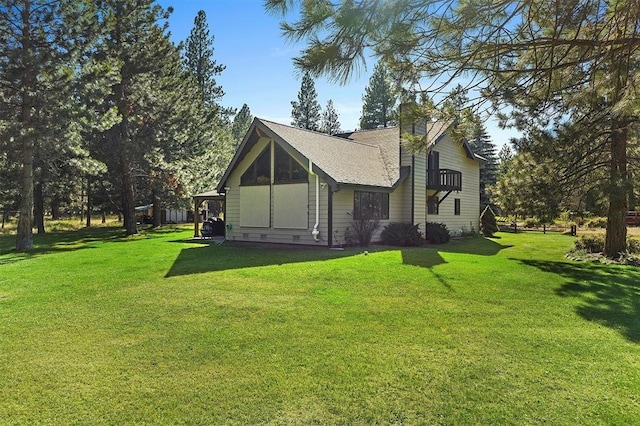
241;146;271;185
354;191;389;220
274;145;308;183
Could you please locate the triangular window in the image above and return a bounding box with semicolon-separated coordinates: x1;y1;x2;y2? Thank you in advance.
241;145;271;185
274;144;308;183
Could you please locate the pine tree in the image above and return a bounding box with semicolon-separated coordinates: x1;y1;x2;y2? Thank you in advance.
469;121;498;209
321;100;341;135
95;0;175;235
497;144;514;178
0;0;97;250
291;71;321;131
359;62;397;130
232;104;253;147
480;206;498;237
183;10;226;111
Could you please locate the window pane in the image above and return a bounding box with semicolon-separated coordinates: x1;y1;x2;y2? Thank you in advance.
255;148;270;184
274;145;290;182
241;145;271;185
274;144;308;183
354;191;389;220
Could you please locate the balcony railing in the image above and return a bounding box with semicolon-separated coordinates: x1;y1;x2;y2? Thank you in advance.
427;169;462;191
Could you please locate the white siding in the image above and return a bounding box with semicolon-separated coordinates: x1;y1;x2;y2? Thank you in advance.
331;187;405;245
413;151;427;228
427;134;480;235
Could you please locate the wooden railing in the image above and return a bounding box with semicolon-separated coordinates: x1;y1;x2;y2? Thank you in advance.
427;169;462;191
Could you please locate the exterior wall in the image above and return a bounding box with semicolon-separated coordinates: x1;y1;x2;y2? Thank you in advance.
427;134;480;235
331;186;406;245
224;136;330;245
164;208;188;223
401;117;480;236
412;152;427;229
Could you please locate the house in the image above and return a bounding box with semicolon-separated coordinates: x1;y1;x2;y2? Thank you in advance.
215;117;482;246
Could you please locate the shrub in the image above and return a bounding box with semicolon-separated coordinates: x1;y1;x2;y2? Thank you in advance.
574;234;640;254
426;222;450;244
349;214;380;247
480;206;498;236
381;223;423;246
585;217;607;228
574;234;605;253
524;218;540;228
627;237;640;254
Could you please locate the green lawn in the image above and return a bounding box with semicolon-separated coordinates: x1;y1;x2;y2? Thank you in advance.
1;227;639;424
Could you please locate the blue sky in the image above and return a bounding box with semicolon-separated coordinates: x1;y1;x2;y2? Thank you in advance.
157;0;516;145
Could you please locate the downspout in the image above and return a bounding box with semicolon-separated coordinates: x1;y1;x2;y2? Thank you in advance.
309;159;320;241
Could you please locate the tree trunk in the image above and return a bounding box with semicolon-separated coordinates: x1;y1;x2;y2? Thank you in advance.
114;71;137;235
16;0;34;251
50;196;61;220
86;176;91;227
121;155;138;235
604;119;628;257
152;189;161;228
34;182;45;234
16;137;34;250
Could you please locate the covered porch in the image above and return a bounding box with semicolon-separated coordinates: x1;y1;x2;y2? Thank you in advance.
192;190;225;238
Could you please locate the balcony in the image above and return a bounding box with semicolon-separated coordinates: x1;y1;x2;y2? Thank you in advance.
427;169;462;191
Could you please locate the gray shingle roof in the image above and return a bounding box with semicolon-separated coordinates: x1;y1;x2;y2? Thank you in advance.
217;118;464;193
260;119;399;188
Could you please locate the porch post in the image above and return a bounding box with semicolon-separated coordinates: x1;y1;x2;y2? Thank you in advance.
194;197;200;237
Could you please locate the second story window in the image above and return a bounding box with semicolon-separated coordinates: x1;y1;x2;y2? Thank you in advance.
274;145;308;183
241;145;271;185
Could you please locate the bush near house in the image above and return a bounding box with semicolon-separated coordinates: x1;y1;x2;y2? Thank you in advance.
480;206;499;236
425;222;450;244
381;222;423;246
348;213;380;247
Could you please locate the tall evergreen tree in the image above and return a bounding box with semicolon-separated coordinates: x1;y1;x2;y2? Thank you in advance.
497;144;514;178
291;71;321;131
359;62;397;130
0;0;96;250
232;104;253;147
469;121;498;209
95;0;175;235
320;100;341;135
183;10;225;109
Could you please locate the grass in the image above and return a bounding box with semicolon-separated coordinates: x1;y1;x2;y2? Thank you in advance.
1;226;639;424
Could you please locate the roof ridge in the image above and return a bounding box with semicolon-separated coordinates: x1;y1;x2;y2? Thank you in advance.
258;117;380;149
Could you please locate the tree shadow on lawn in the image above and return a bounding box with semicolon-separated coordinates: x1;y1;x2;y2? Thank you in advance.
0;226;159;264
520;259;640;343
